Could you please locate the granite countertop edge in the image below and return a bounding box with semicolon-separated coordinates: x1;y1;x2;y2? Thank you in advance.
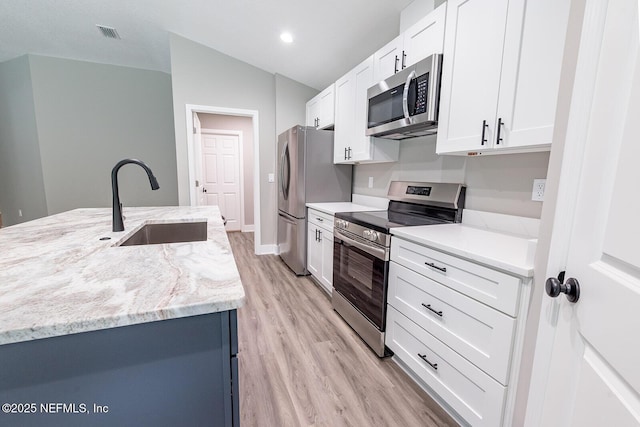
0;206;245;346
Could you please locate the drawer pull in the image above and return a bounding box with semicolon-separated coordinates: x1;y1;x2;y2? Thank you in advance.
425;262;447;273
418;353;438;371
421;303;443;317
316;217;323;222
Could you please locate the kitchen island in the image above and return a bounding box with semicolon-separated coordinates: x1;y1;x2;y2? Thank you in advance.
0;207;245;427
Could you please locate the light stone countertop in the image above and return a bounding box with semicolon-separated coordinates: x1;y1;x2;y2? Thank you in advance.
305;202;385;215
0;206;245;345
391;224;536;277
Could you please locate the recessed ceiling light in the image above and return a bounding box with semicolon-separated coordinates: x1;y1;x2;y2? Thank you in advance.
280;32;294;44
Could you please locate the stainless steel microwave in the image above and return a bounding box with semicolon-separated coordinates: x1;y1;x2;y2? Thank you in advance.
366;54;443;140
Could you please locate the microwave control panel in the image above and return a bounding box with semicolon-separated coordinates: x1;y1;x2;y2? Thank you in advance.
415;74;429;114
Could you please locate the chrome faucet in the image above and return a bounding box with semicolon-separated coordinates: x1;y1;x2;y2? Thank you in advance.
111;159;160;232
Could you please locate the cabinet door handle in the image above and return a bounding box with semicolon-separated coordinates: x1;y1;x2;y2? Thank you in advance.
401;51;407;69
318;230;322;240
481;120;488;146
421;303;443;317
347;147;352;160
496;117;504;145
418;353;438;371
425;262;447;273
344;147;348;160
394;55;399;74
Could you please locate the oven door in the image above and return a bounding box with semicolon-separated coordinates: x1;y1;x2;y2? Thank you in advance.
333;229;389;330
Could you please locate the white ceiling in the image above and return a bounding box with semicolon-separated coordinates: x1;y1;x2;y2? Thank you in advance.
1;0;414;90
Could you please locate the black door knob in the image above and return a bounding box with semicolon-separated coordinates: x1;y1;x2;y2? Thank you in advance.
545;275;580;303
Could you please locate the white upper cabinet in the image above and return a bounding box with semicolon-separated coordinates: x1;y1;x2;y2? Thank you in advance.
333;72;355;164
402;3;447;69
372;35;404;83
436;0;570;155
333;56;399;165
373;3;447;84
306;84;335;129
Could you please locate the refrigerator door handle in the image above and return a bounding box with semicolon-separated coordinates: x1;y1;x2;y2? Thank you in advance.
279;141;290;200
278;212;297;224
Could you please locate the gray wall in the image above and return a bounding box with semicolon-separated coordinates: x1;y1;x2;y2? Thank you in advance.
197;113;255;225
275;74;318;135
0;56;48;226
353;135;550;218
465;151;549;218
28;56;178;214
170;34;313;247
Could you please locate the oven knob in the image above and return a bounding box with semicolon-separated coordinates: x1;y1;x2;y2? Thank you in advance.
363;230;371;239
369;231;379;241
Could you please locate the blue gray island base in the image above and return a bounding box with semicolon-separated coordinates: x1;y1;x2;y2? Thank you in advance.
0;311;239;427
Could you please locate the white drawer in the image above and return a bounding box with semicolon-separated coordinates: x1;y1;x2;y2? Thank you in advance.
391;237;522;316
388;262;516;385
308;209;334;231
387;306;507;427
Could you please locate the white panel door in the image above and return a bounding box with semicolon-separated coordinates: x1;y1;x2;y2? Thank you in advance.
402;2;447;67
320;229;334;292
333;72;354;164
372;35;403;83
201;133;241;231
318;84;335;129
436;0;511;154
533;1;640;425
495;0;570;150
306;96;320;127
307;222;321;279
351;55;375;162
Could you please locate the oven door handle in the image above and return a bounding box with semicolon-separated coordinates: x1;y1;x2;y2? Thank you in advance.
334;229;389;261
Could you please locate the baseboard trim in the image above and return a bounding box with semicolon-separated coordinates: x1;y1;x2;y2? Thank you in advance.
242;224;255;232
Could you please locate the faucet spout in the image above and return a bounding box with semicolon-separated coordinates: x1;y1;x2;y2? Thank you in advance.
111;159;160;232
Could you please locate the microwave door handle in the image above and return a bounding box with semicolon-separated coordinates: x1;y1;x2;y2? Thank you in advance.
402;70;417;119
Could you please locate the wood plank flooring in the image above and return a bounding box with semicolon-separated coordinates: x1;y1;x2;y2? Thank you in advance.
228;231;457;427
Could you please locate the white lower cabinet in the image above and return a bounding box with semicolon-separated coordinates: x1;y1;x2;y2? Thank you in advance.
387;306;506;426
387;236;531;426
307;209;334;294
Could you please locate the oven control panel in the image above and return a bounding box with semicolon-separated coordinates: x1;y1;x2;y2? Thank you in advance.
363;230;379;242
335;219;350;229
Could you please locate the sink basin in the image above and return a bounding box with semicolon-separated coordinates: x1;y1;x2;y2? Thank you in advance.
118;222;207;246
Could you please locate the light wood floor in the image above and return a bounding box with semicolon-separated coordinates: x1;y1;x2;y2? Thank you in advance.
228;231;457;427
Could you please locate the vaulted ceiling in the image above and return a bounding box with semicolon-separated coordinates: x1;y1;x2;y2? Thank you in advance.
1;0;414;90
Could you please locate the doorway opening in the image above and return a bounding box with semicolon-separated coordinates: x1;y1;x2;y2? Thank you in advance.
185;105;261;253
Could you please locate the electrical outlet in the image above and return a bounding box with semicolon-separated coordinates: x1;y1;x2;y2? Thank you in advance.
532;179;546;201
368;177;374;188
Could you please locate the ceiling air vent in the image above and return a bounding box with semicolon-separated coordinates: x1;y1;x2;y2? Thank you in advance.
96;25;121;40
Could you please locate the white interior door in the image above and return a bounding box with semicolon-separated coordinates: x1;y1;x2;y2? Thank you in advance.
201;133;241;231
533;1;640;425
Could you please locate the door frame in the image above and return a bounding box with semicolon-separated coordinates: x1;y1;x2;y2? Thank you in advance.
185;104;262;253
199;129;249;232
522;0;609;424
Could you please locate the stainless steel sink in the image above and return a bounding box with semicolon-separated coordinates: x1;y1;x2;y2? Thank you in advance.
118;222;207;246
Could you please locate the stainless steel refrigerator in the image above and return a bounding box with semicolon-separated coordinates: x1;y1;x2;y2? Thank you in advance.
277;125;352;275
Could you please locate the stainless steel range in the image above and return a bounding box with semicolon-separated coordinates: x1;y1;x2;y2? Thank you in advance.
332;181;466;357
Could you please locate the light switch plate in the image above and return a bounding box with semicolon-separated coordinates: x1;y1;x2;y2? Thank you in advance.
532;179;546;201
368;177;374;188
268;173;275;183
